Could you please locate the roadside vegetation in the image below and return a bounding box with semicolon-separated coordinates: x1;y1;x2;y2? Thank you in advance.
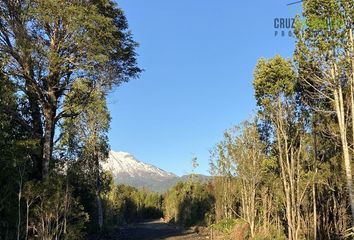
0;0;354;240
162;1;354;239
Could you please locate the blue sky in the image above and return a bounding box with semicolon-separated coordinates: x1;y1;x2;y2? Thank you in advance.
108;0;301;176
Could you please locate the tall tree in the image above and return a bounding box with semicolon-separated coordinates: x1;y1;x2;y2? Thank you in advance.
226;121;265;238
212;120;266;237
294;0;354;223
60;80;110;232
253;56;306;240
209;143;237;221
0;0;141;179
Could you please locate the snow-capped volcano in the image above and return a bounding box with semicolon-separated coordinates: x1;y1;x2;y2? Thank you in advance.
103;151;176;178
103;151;209;192
102;151;178;192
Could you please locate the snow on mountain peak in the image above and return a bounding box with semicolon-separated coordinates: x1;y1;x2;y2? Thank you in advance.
103;151;176;178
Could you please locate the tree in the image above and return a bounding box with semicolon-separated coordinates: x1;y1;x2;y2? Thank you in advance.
164;181;214;227
60;80;110;232
253;56;307;240
209;143;237;221
0;0;141;179
22;176;89;239
294;0;354;223
0;60;37;239
225;121;265;237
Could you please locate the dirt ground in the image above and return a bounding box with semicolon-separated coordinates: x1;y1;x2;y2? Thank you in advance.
107;219;210;240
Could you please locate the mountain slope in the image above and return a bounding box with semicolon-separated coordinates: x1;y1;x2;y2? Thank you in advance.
102;151;178;192
102;151;209;192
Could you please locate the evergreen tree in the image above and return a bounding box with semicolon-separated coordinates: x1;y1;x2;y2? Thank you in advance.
0;0;141;179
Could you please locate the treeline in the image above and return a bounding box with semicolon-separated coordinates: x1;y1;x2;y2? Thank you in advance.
105;184;163;225
0;0;141;239
163;179;214;227
163;1;354;239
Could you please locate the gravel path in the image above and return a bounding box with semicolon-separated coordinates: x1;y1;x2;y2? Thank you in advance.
110;219;209;240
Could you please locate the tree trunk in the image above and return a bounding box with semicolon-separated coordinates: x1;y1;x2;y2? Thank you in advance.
313;127;318;240
17;178;22;240
349;29;354;225
312;184;317;239
275;97;303;240
94;138;104;231
42;106;56;178
25;200;29;240
333;83;354;223
96;185;103;231
24;60;44;180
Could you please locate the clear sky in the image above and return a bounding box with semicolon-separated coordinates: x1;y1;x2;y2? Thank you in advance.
108;0;301;176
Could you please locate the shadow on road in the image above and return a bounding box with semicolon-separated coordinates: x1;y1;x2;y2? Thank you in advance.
108;219;207;240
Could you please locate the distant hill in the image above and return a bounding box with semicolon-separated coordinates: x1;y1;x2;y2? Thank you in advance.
102;151;210;193
179;174;210;183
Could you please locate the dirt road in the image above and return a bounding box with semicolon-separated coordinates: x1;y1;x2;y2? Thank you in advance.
110;219;209;240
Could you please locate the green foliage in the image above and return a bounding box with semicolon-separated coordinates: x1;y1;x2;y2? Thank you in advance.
1;0;354;239
253;227;287;240
58;79;112;233
59;79;111;161
0;0;141;178
253;55;296;110
0;67;40;238
0;73;19;238
164;180;214;227
0;0;141;238
22;176;89;239
209;219;238;235
105;184;163;227
209;219;287;240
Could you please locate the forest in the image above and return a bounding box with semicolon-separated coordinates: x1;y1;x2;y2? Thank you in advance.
0;0;354;240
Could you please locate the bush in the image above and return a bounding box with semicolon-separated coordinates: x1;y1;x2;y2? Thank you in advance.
210;219;251;240
23;176;88;239
209;219;238;235
163;181;214;227
253;225;286;240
